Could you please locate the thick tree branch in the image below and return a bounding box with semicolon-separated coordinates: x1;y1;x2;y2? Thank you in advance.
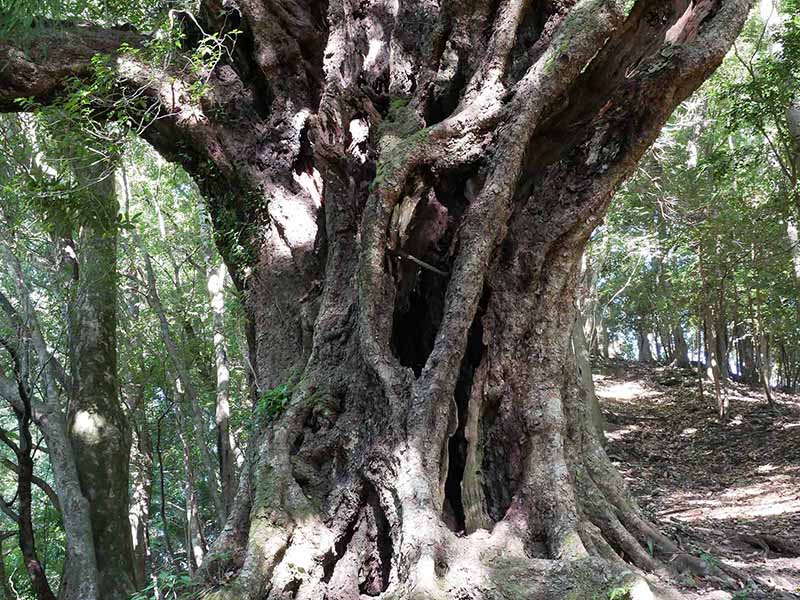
0;21;242;212
0;23;144;111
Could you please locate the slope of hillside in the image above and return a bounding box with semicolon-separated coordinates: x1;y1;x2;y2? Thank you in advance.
595;360;800;599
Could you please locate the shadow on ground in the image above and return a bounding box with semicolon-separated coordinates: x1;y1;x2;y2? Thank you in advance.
595;359;800;599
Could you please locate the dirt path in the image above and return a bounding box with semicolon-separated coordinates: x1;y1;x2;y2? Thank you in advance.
595;360;800;599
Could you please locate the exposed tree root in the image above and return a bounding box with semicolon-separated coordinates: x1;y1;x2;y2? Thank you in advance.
737;534;800;557
199;524;677;600
194;394;713;600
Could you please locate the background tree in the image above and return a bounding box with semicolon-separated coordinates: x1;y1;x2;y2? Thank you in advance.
590;0;800;413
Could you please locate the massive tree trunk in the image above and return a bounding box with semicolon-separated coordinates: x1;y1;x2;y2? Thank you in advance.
0;0;752;597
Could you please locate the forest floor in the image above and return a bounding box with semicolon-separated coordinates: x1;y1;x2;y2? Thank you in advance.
594;359;800;600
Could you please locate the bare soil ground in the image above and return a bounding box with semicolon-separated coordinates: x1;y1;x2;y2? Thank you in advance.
594;360;800;600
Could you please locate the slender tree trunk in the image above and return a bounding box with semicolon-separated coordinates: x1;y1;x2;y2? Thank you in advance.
705;309;726;418
749;251;775;404
65;163;136;600
672;326;690;368
654;331;663;362
714;291;730;380
636;322;653;363
1;344;56;600
17;410;56;600
574;261;605;441
700;252;726;420
785;96;800;290
129;412;153;589
696;310;705;403
173;381;208;575
779;340;789;391
0;244;99;600
155;408;177;567
201;213;238;517
741;294;759;385
599;320;610;360
572;316;605;443
759;329;773;404
136;234;227;529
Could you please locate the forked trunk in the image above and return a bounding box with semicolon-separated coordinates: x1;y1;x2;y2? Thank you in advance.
188;3;750;595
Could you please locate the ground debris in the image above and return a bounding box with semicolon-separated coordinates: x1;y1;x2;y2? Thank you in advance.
594;359;800;599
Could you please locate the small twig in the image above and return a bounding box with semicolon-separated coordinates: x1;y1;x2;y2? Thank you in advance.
389;249;449;276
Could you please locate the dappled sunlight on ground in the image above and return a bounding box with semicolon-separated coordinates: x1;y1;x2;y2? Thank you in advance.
605;423;642;442
666;481;800;520
595;359;800;598
595;379;663;403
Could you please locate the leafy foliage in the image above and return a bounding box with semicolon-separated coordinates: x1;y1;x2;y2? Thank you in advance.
256;383;293;423
130;570;199;600
589;2;800;390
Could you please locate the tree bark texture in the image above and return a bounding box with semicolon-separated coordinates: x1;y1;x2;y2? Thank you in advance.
0;0;753;598
129;408;154;589
66;163;137;600
0;241;99;600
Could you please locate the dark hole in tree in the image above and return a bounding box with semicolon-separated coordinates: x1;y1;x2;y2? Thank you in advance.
390;269;447;376
390;175;470;375
443;291;487;532
359;483;392;595
424;54;466;126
